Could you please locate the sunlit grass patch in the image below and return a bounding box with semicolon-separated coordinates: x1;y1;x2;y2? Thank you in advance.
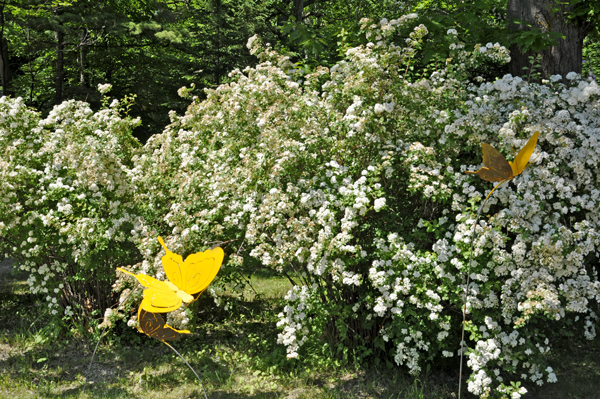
211;268;293;303
248;269;294;300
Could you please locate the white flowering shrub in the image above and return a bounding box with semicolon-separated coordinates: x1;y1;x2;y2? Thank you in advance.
0;11;596;397
0;93;143;320
73;15;595;398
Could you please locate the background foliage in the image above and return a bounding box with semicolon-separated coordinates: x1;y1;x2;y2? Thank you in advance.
2;0;599;141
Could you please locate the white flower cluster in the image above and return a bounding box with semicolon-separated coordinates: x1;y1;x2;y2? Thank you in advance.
97;83;112;94
166;306;191;327
276;285;311;358
0;96;142;318
374;102;395;114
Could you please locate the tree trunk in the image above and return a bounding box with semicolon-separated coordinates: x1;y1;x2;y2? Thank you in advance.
0;4;11;96
54;9;65;105
293;0;304;22
215;0;221;86
507;0;588;80
79;29;86;86
0;37;10;96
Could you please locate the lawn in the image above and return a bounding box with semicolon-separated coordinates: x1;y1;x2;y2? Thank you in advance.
1;257;598;399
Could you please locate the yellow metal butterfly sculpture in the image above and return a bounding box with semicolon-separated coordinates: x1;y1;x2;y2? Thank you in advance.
116;237;222;399
117;236;224;313
89;238;221;399
466;131;539;199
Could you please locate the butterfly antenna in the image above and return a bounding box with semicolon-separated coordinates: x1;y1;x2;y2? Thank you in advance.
457;193;492;399
157;236;170;253
162;341;208;399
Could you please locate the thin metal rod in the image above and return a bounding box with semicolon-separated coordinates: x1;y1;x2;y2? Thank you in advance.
87;327;108;375
163;341;208;399
86;288;135;382
82;326;108;394
458;194;490;399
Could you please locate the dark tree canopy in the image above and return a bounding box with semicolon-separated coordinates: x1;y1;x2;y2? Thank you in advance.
0;0;598;140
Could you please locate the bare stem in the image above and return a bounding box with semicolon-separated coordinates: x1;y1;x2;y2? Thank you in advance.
458;194;490;399
163;341;208;399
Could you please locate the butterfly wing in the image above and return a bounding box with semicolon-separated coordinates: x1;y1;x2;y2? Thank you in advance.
158;237;224;297
117;267;183;312
141;287;183;313
481;143;513;181
509;131;539;176
180;247;224;296
158;236;187;290
466;143;512;182
117;267;155;288
137;307;190;342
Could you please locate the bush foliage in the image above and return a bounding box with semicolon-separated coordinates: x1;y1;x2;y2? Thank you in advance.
0;93;142;321
2;15;600;398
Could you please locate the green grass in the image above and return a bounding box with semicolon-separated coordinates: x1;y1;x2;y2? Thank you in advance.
0;264;599;398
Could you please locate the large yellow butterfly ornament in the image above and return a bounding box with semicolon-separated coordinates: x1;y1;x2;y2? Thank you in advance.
117;236;224;313
466;131;539;199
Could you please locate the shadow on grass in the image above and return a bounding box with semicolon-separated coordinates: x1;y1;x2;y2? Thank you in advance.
524;333;600;399
5;260;598;399
39;384;130;399
0;266;456;399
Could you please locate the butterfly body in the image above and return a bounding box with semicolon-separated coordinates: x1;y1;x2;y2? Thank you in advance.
116;268;194;312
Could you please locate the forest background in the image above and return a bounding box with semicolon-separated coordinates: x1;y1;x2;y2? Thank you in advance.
1;0;598;142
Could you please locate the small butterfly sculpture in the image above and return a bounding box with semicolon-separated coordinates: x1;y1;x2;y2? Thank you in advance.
466;131;539;199
137;308;190;342
118;236;224;313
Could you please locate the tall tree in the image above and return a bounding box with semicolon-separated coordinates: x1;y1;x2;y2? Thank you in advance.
0;2;11;96
507;0;597;79
53;7;64;104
